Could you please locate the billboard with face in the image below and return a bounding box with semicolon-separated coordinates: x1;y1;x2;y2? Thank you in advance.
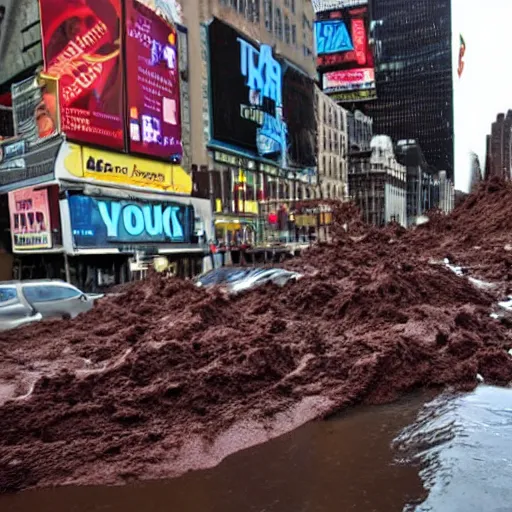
39;0;125;149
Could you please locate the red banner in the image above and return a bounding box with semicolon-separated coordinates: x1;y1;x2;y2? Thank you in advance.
39;0;125;150
124;0;182;161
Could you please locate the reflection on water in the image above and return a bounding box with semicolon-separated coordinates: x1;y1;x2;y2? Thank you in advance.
1;386;511;512
397;385;512;512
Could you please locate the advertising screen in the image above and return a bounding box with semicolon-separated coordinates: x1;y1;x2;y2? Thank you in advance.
315;19;354;55
282;66;316;169
317;4;376;102
8;186;52;250
125;0;182;161
39;0;125;150
322;68;375;93
68;194;193;248
208;18;287;166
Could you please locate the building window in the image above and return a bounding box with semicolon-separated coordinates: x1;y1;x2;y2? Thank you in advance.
275;7;283;40
291;0;295;13
264;0;273;32
284;16;290;44
291;24;297;45
249;0;260;23
302;14;311;31
302;45;312;57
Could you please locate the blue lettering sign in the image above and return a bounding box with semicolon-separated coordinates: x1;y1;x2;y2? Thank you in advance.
69;195;192;248
237;37;287;165
315;20;353;55
238;39;282;106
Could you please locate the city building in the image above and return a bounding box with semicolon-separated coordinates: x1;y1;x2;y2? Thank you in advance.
364;0;454;179
0;1;213;289
395;139;438;226
185;1;319;249
485;111;512;180
347;109;373;153
348;135;407;227
437;170;455;214
469;151;483;191
0;0;321;284
315;86;349;200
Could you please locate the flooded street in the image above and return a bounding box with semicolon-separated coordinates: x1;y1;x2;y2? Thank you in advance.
2;385;512;512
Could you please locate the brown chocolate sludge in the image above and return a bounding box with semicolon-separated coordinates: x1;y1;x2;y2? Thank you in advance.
1;178;512;493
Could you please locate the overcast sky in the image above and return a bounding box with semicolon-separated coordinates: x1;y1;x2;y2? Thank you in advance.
452;0;511;191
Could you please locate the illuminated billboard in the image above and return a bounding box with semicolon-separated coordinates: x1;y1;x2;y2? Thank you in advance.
39;0;125;150
208;18;287;167
125;0;182;162
8;186;53;251
317;4;376;103
322;68;375;93
315;19;354;55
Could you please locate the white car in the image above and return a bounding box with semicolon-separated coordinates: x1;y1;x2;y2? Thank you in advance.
0;280;103;332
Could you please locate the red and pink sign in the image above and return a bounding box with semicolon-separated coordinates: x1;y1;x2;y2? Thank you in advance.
8;187;52;251
322;68;375;94
39;0;125;150
125;0;182;161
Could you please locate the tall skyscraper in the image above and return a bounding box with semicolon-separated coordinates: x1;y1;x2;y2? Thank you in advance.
364;0;453;178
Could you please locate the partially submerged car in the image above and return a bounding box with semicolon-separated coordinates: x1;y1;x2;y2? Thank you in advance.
0;280;103;332
195;267;302;294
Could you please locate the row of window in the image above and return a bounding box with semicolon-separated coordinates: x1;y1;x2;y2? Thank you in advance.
320;156;346;182
220;0;261;23
322;129;346;156
322;102;346;131
219;0;314;54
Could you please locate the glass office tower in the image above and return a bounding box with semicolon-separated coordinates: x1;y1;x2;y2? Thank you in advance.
365;0;453;179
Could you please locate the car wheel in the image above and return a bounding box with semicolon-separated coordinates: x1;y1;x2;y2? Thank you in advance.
62;313;71;321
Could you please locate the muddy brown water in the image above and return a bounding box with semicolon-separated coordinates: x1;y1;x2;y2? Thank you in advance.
1;385;511;512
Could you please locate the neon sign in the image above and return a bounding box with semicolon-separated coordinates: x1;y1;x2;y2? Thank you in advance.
69;195;193;247
314;20;354;55
98;202;184;239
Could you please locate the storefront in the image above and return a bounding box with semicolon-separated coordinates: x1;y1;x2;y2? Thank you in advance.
59;186;211;291
1;139;213;289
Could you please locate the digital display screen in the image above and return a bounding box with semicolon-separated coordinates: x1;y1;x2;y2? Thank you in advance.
208;18;287;166
315;19;354;55
68;194;193;248
317;5;376;103
39;0;125;149
125;0;182;161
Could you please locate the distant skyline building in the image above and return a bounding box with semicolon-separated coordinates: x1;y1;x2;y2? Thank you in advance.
364;0;453;179
469;151;483;190
484;110;512;180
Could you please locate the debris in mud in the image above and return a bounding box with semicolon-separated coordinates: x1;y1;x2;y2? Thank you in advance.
1;181;512;493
